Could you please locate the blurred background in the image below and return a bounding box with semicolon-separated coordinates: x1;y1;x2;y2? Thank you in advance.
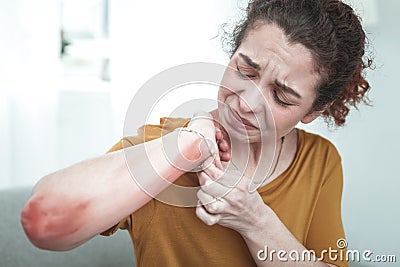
0;0;398;266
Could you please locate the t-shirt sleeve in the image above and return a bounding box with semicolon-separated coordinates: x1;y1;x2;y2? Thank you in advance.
305;145;348;267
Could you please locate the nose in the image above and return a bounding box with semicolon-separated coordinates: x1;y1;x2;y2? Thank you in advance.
238;95;253;113
237;85;265;114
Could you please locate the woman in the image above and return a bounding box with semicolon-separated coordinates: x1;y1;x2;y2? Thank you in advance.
21;0;371;266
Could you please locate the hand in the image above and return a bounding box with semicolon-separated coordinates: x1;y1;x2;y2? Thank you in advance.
195;160;268;236
171;110;231;172
186;110;231;169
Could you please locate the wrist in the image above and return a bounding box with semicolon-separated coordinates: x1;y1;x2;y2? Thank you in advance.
241;204;273;240
177;130;205;161
164;129;212;172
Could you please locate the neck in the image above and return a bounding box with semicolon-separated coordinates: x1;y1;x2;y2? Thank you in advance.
226;133;284;182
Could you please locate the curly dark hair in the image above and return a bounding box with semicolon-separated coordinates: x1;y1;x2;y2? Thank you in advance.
225;0;372;126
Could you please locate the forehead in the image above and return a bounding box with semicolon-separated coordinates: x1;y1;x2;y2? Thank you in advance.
237;23;320;93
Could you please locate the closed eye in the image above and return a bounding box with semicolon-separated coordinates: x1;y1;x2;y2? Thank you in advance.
236;64;256;79
273;89;293;107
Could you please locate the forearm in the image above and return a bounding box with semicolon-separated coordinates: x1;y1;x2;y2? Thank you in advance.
242;206;331;267
21;130;205;251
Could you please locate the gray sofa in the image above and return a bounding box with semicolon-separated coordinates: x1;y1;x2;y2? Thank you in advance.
0;187;135;267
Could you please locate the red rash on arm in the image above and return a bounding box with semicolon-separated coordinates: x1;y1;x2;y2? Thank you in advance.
21;194;90;249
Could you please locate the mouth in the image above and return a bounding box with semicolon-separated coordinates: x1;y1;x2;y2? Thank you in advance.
229;107;258;129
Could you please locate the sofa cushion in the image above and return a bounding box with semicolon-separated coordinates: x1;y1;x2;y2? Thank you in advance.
0;187;135;267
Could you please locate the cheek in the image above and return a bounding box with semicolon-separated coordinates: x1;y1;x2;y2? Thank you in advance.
271;107;305;134
220;64;243;94
218;86;234;103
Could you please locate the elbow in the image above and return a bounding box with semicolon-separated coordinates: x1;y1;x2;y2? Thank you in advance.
20;194;86;251
20;195;53;250
20;195;62;250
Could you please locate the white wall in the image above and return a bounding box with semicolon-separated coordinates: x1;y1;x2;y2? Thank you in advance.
0;0;59;188
108;0;237;132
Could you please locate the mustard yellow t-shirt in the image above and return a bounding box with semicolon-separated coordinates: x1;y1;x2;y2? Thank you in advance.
102;117;348;267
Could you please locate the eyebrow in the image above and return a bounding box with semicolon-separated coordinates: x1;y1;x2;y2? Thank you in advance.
238;53;261;70
274;80;302;99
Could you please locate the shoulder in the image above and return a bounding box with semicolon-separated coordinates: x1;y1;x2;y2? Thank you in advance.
136;117;190;138
297;128;342;163
107;117;190;153
294;129;343;187
295;129;343;183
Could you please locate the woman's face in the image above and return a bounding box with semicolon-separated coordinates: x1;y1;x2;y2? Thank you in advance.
218;23;321;143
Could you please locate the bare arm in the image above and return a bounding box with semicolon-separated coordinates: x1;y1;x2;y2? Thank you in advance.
21;120;214;251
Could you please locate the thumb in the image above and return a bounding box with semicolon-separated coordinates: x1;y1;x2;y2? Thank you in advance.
197;170;213;186
213;151;223;170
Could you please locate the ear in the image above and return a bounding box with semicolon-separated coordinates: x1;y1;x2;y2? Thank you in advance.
301;111;322;124
301;101;333;124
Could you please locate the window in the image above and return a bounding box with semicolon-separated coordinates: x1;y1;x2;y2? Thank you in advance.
60;0;110;81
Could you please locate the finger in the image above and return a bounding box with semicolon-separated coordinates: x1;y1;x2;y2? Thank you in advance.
201;198;226;215
215;128;223;141
202;161;223;180
197;171;237;200
197;188;216;205
202;164;242;188
197;170;216;187
217;139;231;162
200;156;216;172
195;204;221;226
197;171;206;186
219;151;231;162
217;139;230;152
210;143;223;170
214;155;223;170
